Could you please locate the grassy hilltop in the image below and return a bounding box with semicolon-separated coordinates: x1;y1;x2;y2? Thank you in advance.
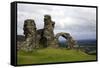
17;48;96;65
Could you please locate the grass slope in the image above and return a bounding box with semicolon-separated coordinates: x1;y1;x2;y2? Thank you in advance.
17;48;96;65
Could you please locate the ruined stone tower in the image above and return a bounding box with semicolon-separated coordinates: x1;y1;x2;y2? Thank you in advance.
21;19;37;51
43;15;55;47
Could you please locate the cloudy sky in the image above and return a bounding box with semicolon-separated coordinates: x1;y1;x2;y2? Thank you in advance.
17;3;96;40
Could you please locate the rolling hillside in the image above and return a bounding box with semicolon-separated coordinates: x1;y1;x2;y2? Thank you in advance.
17;48;96;65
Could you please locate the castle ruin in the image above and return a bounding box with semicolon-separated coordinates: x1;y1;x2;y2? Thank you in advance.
19;15;77;51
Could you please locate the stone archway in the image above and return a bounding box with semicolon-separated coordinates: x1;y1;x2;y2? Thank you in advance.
58;36;67;48
55;32;77;49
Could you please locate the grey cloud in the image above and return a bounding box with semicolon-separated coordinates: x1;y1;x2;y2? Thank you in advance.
17;3;96;40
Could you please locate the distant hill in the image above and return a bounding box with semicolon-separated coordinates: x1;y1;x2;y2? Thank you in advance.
58;39;97;55
59;39;96;46
77;39;97;44
17;35;25;42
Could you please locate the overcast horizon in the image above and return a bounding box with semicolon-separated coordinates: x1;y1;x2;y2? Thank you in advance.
17;3;96;40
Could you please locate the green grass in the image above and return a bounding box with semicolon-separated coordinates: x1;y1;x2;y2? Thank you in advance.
17;47;96;65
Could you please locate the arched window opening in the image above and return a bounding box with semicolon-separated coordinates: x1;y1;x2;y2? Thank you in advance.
58;36;68;48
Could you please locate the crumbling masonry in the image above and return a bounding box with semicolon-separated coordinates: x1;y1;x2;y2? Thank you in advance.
20;15;77;51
